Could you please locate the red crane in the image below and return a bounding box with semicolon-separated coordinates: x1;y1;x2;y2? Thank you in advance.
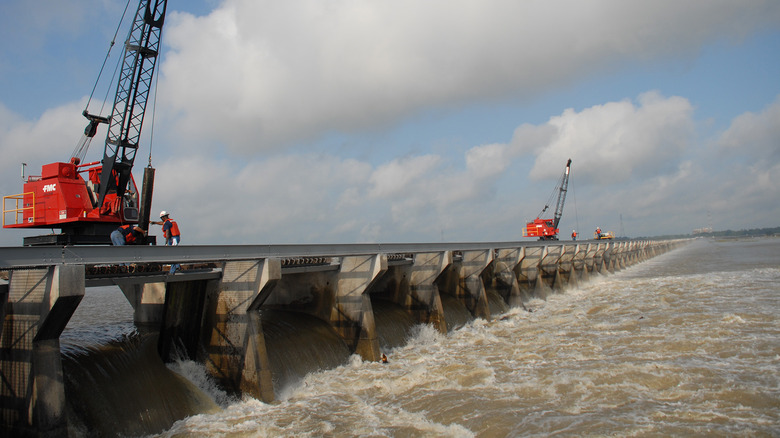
3;0;167;245
523;159;572;240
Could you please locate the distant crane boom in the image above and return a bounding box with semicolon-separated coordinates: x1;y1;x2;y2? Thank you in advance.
552;158;572;231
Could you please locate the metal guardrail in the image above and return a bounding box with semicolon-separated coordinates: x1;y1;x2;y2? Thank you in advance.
2;192;34;227
0;240;588;270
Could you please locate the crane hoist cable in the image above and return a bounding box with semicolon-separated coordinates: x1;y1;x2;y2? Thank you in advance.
571;177;580;234
85;0;133;111
536;161;569;219
71;0;133;163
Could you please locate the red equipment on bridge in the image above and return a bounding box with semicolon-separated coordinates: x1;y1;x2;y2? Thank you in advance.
523;159;572;241
2;0;167;246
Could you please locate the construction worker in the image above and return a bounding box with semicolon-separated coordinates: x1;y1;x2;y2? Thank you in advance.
595;227;602;239
571;230;577;241
111;224;145;245
151;211;180;246
151;211;181;273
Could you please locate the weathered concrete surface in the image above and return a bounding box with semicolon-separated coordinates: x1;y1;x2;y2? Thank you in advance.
491;248;526;308
119;281;166;324
0;239;688;434
333;254;387;361
1;265;84;437
200;259;281;403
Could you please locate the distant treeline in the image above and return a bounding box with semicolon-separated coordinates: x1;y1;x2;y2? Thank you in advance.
639;226;780;240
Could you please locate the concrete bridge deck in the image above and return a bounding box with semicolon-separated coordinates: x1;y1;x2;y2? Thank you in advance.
0;239;687;436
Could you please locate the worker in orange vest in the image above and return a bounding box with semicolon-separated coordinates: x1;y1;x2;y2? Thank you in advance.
151;210;181;273
110;224;145;245
151;211;181;246
571;230;577;241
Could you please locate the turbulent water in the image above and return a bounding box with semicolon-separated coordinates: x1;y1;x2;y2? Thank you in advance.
62;238;780;437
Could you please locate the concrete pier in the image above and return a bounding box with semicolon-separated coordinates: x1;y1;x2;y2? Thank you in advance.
1;266;84;437
0;239;687;435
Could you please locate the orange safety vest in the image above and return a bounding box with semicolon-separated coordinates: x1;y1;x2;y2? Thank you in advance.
163;219;180;238
119;224;140;244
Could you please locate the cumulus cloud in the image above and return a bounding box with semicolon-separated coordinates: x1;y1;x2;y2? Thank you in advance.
144;91;711;243
509;92;694;185
0;100;87;179
2;90;779;245
718;95;780;167
2;1;779;245
159;0;777;153
368;155;441;199
707;96;780;228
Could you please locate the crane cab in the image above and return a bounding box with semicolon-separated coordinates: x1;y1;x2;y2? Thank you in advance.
3;160;140;244
523;218;559;240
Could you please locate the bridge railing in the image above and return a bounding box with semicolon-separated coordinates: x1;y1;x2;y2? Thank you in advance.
1;240;584;269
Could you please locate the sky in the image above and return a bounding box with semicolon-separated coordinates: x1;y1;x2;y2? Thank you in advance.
1;0;779;246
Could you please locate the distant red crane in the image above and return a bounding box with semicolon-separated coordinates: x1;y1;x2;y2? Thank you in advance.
523;159;572;240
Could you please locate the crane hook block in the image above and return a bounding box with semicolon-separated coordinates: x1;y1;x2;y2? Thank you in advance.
82;110;111;138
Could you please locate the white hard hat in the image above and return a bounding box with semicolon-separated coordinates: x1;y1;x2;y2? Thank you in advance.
159;210;169;218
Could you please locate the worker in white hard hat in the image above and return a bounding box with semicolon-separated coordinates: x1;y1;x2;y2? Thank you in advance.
151;211;181;246
150;210;181;273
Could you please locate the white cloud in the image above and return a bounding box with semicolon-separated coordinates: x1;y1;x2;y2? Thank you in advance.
0;100;87;179
149;92;708;243
2;1;780;246
368;155;440;199
2;91;779;245
718;95;780;167
706;96;780;229
510;92;695;185
159;0;779;153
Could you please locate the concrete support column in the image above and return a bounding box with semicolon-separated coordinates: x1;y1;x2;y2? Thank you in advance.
457;250;493;320
571;244;588;284
539;245;563;292
118;281;166;324
583;243;596;277
644;241;654;260
623;242;634;267
629;242;641;266
614;242;626;271
409;251;451;333
333;254;387;361
593;243;607;274
1;265;84;437
201;259;281;403
558;244;577;289
516;246;545;299
494;248;528;307
603;243;616;273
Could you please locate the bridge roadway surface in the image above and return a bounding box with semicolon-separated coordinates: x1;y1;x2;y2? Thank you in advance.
0;240;597;271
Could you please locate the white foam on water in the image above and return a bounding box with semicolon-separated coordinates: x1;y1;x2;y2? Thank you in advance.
167;359;237;408
155;239;780;437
